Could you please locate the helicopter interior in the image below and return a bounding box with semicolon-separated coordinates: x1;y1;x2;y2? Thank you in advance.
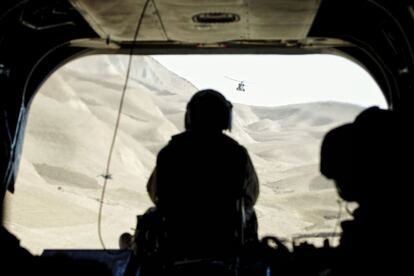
1;0;413;274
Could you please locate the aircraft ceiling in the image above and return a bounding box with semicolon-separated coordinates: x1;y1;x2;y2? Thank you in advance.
69;0;322;43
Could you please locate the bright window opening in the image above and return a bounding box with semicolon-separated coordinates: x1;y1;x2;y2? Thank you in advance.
4;54;385;254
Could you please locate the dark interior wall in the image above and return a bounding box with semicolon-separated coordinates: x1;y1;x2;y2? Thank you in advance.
309;0;414;110
0;0;97;204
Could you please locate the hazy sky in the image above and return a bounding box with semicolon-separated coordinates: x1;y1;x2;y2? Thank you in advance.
153;55;387;108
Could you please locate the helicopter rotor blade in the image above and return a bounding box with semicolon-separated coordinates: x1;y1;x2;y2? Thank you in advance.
225;76;241;82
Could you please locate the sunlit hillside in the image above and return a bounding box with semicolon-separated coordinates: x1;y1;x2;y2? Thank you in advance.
4;55;362;253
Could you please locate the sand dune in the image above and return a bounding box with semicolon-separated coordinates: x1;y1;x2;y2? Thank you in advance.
4;55;362;254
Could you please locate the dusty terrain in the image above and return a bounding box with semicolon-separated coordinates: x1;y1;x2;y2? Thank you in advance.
4;55;362;254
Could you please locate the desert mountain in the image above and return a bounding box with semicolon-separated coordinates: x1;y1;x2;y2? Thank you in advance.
4;55;363;253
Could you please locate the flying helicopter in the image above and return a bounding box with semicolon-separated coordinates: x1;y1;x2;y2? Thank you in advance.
98;173;113;180
225;76;247;92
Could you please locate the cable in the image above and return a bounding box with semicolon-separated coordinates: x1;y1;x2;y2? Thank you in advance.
150;0;169;40
3;1;73;189
0;0;29;24
343;35;397;108
330;199;343;245
3;40;70;190
97;0;151;252
366;0;414;66
363;0;414;107
3;2;75;187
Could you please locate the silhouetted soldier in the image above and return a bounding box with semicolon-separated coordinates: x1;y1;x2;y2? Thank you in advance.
319;106;410;275
119;232;133;250
146;89;259;261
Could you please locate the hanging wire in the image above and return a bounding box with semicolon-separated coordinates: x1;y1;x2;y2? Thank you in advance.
0;0;29;23
330;199;343;245
3;39;71;190
98;0;151;251
366;0;414;66
3;2;74;190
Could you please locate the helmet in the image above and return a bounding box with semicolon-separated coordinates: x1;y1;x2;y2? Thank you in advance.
185;89;233;132
320;106;401;202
